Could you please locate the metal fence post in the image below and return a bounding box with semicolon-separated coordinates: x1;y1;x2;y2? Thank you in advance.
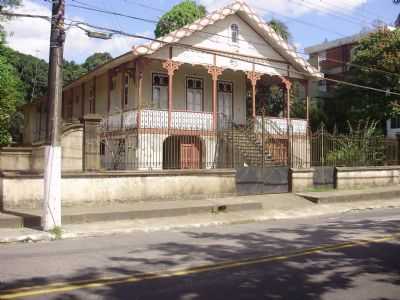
261;110;265;168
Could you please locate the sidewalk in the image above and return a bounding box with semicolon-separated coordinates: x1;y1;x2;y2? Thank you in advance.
1;189;400;244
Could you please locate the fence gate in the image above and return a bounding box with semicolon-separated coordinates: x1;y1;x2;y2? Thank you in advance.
236;166;289;195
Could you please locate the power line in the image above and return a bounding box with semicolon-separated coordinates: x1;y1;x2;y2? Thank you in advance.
4;9;400;79
2;10;399;96
69;20;400;96
61;3;400;78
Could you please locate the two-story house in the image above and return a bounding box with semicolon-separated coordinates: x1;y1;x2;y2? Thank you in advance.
22;0;322;171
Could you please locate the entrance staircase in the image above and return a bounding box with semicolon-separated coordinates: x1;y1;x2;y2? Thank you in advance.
224;125;272;167
222;119;289;167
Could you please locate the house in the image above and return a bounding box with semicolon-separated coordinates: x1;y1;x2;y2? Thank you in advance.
22;0;322;171
305;25;398;137
305;31;372;95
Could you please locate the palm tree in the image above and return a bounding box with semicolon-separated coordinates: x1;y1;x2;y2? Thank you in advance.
268;19;291;41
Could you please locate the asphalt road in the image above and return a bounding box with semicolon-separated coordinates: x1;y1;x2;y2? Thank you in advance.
0;207;399;300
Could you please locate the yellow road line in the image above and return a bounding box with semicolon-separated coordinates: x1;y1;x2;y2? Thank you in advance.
0;234;398;299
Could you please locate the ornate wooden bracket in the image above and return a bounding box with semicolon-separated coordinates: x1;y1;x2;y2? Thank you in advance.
162;59;181;76
207;65;223;81
278;76;292;90
246;71;262;86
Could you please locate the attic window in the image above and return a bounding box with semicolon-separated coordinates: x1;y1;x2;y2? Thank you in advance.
231;24;239;44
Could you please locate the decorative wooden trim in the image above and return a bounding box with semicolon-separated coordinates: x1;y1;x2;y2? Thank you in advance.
207;65;223;81
245;71;261;86
246;71;262;118
162;59;181;129
162;59;181;76
207;65;223;131
278;75;292;90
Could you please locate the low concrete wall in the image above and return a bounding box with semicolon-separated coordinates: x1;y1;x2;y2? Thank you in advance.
290;168;314;192
0;147;32;171
0;124;83;173
0;169;236;209
336;166;400;189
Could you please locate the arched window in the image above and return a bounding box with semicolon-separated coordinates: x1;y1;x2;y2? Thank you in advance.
231;24;239;44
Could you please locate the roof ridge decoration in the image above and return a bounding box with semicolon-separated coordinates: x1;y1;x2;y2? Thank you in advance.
132;0;322;78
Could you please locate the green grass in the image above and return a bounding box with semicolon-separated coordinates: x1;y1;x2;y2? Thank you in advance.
49;226;63;240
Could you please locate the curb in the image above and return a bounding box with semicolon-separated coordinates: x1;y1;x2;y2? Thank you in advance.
1;202;400;245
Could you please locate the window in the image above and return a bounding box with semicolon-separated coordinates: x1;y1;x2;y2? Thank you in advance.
89;84;95;113
231;24;239;44
123;74;129;106
186;77;203;112
110;77;116;90
100;140;106;156
318;80;327;93
218;81;233;119
391;117;400;129
318;51;327;70
152;73;168;109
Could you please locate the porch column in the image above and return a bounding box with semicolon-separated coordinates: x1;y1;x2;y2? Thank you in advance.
162;59;181;129
305;80;310;124
135;59;145;128
280;76;292;166
246;70;261;119
208;65;223;131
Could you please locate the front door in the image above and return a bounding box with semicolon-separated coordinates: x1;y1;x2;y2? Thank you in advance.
180;143;200;169
218;81;233;126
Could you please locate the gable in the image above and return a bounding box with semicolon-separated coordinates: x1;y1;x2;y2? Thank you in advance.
180;14;285;62
148;14;301;78
136;1;321;79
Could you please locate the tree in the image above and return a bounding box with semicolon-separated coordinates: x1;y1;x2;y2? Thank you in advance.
0;45;48;101
0;55;23;145
63;60;86;84
0;0;21;42
329;28;400;132
268;19;291;41
82;52;112;72
154;0;206;38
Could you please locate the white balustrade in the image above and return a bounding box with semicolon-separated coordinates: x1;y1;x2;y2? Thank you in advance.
172;111;212;130
255;117;308;134
123;110;138;129
139;109;212;130
107;113;122;130
140;110;168;129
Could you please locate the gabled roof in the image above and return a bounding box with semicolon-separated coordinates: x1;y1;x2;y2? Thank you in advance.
133;0;321;78
305;26;396;54
64;0;321;91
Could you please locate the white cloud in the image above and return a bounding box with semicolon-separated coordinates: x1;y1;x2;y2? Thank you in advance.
4;0;148;62
200;0;368;18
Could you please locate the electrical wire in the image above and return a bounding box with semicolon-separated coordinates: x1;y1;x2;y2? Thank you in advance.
2;11;399;96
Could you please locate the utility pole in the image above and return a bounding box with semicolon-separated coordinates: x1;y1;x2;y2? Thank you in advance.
43;0;65;231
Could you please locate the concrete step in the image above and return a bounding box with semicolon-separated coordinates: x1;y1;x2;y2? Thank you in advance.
297;185;400;204
1;198;263;227
0;213;24;229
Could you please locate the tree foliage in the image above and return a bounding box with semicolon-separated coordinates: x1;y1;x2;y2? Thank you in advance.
326;120;385;166
82;52;112;71
154;0;206;38
0;0;21;42
0;55;23;145
268;19;291;41
322;28;400;132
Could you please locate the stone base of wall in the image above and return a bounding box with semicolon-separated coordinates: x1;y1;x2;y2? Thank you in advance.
336;166;400;190
0;169;236;209
0;147;32;171
289;168;315;192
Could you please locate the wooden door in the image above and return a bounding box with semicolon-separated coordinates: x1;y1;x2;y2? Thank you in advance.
180;143;200;169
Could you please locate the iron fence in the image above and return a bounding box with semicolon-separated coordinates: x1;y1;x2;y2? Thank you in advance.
97;111;400;171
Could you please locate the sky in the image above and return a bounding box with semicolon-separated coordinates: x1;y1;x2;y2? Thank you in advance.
3;0;399;63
